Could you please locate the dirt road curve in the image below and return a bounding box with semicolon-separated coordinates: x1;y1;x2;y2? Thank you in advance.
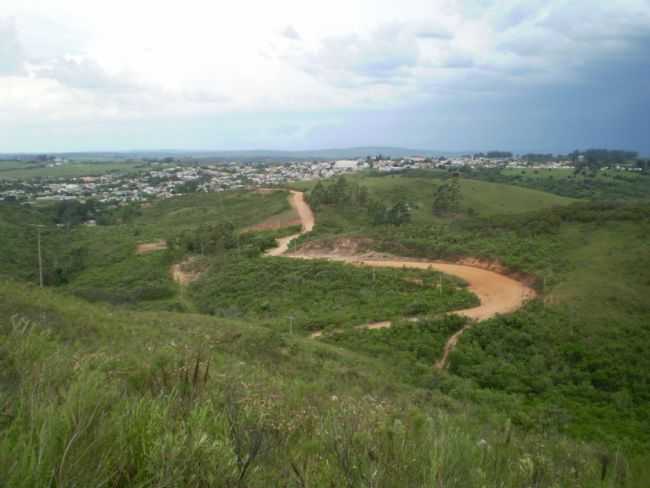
265;191;535;369
264;191;314;256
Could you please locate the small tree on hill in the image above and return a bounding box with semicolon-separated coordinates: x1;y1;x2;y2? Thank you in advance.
432;175;462;215
308;181;327;210
368;200;411;226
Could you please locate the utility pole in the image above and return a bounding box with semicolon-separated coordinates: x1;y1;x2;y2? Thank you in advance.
29;225;45;288
37;226;43;288
288;315;295;335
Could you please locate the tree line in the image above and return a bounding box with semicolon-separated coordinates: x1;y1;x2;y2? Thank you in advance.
308;176;413;226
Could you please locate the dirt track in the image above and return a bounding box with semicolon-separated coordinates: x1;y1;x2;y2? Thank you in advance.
265;191;535;369
136;240;168;254
264;191;314;257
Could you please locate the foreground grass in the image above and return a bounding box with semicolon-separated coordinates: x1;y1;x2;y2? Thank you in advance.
0;281;637;487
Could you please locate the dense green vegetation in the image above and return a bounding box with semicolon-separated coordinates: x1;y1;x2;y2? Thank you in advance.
190;256;476;333
0;203;82;285
463;167;650;200
450;220;650;450
324;315;467;385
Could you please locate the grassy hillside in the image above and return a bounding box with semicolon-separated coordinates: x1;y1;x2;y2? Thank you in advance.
294;173;575;222
0;190;292;309
0;281;635;487
0;203;64;284
467;167;650;200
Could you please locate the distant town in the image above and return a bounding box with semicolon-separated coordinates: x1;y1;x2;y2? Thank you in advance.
0;150;645;206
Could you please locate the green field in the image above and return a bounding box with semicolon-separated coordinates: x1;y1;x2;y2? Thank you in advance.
0;160;145;179
501;167;576;179
469;167;650;200
294;173;576;221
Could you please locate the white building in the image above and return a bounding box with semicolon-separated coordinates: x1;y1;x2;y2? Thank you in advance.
334;160;359;170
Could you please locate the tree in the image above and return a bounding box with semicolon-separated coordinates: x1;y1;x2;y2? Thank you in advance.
331;176;349;206
308;177;369;209
387;201;411;225
357;185;369;206
368;200;411;226
308;181;327;209
432;175;462;215
368;200;388;225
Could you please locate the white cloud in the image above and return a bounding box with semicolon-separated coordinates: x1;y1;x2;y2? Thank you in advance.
0;18;25;75
0;1;649;151
282;25;302;41
34;57;142;93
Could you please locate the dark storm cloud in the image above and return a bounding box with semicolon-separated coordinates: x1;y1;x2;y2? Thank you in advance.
297;26;650;155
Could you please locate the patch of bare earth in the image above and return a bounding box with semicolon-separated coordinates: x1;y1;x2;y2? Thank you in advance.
171;257;203;285
245;210;301;232
254;188;279;194
136;240;168;254
293;236;375;256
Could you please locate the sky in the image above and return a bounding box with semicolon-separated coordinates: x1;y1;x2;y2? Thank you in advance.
1;0;649;154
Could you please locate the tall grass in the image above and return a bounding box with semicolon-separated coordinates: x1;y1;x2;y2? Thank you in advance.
0;314;635;487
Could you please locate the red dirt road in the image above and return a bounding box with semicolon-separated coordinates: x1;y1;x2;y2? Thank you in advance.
265;191;536;369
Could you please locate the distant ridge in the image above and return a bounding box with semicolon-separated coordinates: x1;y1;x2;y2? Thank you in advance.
0;146;468;162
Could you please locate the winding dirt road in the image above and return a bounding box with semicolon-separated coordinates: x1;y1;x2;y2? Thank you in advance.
265;191;536;369
264;191;314;256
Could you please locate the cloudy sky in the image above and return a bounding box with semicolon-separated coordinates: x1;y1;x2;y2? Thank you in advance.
1;0;649;153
